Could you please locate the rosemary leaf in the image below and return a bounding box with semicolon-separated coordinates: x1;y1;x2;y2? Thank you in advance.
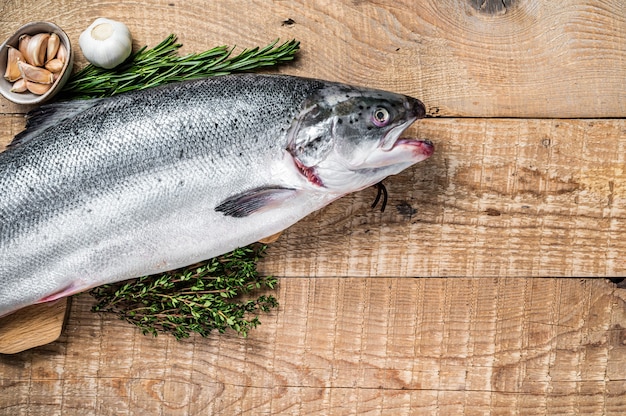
61;35;300;99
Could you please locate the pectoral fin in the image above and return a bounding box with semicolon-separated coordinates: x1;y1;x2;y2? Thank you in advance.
215;186;297;218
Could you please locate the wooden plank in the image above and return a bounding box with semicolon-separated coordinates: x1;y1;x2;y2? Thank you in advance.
260;118;626;277
1;277;625;415
1;117;624;277
1;0;625;117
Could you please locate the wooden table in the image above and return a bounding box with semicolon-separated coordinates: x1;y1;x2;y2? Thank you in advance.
1;0;625;414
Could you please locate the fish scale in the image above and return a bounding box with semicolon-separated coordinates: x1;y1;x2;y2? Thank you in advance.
0;73;432;316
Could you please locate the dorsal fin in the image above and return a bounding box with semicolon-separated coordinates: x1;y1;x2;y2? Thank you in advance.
9;98;103;148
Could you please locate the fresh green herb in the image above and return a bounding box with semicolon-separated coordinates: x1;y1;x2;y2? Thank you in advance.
70;35;295;338
90;244;278;339
62;35;300;99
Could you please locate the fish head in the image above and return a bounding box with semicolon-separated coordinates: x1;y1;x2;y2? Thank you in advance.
287;85;433;193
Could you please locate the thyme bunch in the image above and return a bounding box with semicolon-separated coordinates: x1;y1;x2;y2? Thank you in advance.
90;245;277;339
66;35;296;338
62;35;299;98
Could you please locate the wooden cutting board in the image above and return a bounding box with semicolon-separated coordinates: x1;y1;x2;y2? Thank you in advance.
0;299;68;354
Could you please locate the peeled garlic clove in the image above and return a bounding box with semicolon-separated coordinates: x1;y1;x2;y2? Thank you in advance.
18;34;31;63
4;46;24;82
10;78;27;93
26;80;52;95
79;17;132;69
46;33;60;62
56;43;68;64
25;32;50;67
18;61;54;84
44;58;64;73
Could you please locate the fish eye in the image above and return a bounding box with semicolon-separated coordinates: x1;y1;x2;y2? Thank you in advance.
372;107;390;127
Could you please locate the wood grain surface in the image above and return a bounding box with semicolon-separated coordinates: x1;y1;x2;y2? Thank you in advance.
0;0;625;117
1;0;625;414
2;279;626;415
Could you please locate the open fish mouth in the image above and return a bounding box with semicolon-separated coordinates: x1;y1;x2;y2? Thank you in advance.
394;137;434;158
294;136;434;189
380;118;417;151
357;135;433;170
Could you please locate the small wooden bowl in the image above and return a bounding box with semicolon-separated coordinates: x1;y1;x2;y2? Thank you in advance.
0;21;74;105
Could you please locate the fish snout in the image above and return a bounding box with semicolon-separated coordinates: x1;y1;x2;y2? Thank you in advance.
404;96;426;119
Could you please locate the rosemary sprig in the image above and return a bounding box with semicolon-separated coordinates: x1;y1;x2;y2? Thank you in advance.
61;35;300;98
90;245;278;339
70;35;296;338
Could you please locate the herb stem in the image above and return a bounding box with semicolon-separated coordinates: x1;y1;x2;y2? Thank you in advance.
90;244;279;339
62;35;299;99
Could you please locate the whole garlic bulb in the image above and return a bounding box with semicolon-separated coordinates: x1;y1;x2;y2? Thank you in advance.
79;18;132;69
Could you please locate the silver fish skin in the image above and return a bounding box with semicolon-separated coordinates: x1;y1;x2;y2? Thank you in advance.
0;74;433;316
